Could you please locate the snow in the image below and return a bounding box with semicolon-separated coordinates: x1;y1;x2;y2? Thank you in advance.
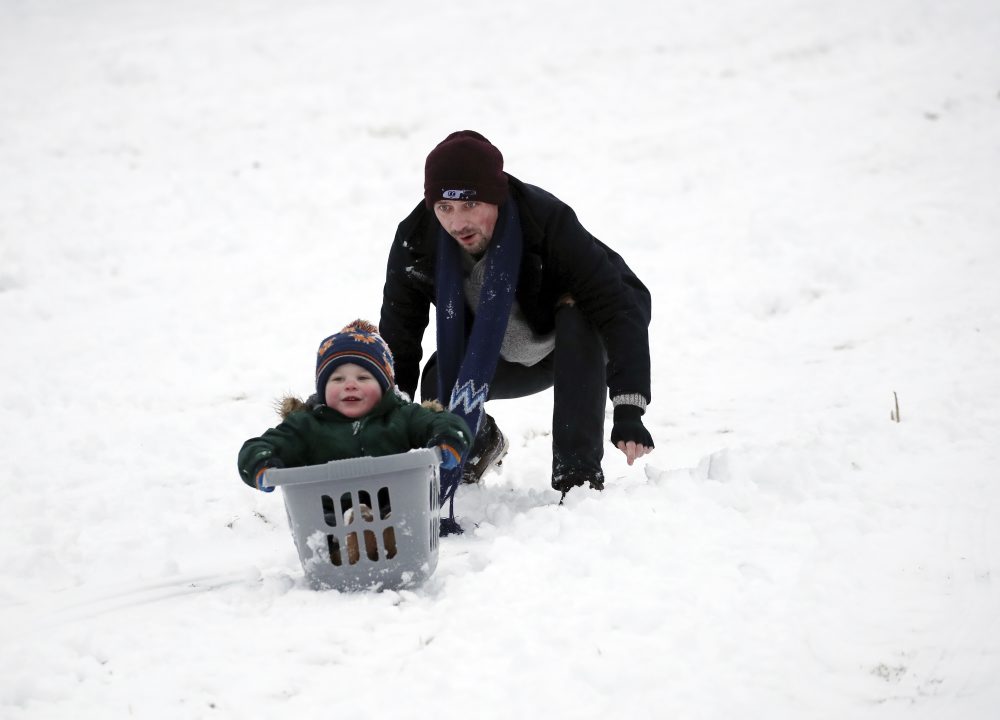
2;0;999;717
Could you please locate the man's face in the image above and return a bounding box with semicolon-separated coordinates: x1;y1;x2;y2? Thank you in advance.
433;200;499;256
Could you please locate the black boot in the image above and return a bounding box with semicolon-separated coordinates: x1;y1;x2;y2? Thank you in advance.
462;414;510;483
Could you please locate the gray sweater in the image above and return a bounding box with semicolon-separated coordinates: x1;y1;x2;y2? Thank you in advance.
462;252;555;367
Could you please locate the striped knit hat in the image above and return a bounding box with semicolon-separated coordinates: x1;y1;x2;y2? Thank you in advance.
316;320;395;397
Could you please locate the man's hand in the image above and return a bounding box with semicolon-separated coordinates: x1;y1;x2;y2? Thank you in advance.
610;405;654;466
616;439;652;466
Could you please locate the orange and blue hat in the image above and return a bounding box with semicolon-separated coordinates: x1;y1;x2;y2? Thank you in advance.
316;320;395;397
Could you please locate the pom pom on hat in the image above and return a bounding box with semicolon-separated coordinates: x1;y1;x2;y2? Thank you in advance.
424;130;508;208
316;320;395;398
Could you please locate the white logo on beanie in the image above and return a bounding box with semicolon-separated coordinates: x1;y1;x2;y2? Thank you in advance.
441;189;478;200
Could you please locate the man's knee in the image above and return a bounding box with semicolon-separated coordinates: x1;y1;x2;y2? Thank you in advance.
555;301;584;331
555;303;601;351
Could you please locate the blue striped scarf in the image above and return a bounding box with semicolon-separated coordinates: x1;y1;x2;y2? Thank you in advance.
435;198;522;534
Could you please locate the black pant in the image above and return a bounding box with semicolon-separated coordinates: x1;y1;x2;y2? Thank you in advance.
420;304;606;482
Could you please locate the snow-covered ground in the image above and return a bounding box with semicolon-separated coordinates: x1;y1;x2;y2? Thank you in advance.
2;0;999;717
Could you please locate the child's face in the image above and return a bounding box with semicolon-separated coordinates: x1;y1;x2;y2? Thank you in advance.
324;362;383;418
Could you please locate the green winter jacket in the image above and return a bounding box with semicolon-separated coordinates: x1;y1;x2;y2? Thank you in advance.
237;390;471;488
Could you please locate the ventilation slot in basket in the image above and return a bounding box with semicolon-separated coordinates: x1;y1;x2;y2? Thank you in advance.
327;535;342;566
428;477;438;552
383;527;397;559
378;486;392;519
322;495;337;527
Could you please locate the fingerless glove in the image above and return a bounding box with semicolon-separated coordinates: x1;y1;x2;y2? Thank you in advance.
609;404;654;448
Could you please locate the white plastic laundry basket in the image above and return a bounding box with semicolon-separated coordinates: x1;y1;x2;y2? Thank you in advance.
264;448;441;591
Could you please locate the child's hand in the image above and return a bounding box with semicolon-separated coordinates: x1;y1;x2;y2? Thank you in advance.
254;458;285;492
438;443;462;471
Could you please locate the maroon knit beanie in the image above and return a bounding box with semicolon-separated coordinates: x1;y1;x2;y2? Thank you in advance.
424;130;508;208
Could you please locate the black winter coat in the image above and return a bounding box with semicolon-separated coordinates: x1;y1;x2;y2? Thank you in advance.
379;175;652;404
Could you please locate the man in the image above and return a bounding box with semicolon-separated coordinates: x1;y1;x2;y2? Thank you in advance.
379;130;653;501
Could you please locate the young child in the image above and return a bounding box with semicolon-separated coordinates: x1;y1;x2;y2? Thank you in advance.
238;319;471;492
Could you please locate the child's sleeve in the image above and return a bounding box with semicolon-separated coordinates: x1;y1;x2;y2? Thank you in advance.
237;415;311;488
404;403;472;461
